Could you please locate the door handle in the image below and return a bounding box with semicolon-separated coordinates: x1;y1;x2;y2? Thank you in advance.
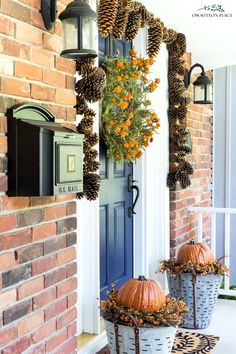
128;174;140;217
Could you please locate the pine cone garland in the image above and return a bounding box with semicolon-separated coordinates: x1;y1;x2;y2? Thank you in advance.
162;26;169;42
83;140;92;154
177;145;192;156
169;88;185;105
83;173;101;201
146;11;154;27
168;106;187;125
76;58;95;77
179;160;194;175
86;132;99;147
76;67;107;102
98;0;119;37
176;171;191;189
168;110;178;127
167;33;187;58
113;8;129;39
179;96;191;107
176;33;187;56
76;192;85;200
77;116;94;134
164;28;178;45
167;172;177;190
139;5;149;27
84;160;100;174
177;106;188;121
167;30;193;190
85;148;98;161
147;20;163;58
76;96;89;115
169;57;185;76
124;10;142;41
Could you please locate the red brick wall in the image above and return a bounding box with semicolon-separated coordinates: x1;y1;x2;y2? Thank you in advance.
0;1;77;352
170;53;213;258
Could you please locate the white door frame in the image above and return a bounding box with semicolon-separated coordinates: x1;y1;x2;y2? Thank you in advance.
77;6;170;340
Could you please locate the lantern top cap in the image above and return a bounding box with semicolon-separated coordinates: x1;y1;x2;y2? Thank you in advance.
59;0;97;21
193;72;213;87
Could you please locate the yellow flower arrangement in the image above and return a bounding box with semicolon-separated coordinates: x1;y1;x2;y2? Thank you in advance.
101;51;160;163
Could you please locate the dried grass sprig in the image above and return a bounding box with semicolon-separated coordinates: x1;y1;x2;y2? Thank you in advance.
158;260;229;276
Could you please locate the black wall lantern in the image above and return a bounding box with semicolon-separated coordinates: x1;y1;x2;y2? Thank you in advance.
184;63;213;104
41;0;57;30
41;0;98;59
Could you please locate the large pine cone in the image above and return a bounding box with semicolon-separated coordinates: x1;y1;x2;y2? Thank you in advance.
162;26;169;42
76;58;95;77
167;33;187;58
83;173;101;201
113;8;129;39
85;148;98;161
139;4;149;27
167;172;177;190
147;20;163;58
85;132;99;147
176;170;191;189
76;67;107;102
169;56;185;76
164;28;178;45
168;106;187;124
179;160;194;175
124;10;142;41
98;0;119;37
77;116;94;134
84;160;100;174
76;96;89;115
145;11;154;27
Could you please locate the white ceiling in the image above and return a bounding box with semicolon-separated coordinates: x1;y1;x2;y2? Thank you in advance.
141;0;236;70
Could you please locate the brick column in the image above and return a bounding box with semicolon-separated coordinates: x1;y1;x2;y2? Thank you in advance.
0;1;78;352
170;53;213;258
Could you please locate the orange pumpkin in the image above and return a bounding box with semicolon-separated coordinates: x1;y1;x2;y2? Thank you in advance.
176;240;215;265
117;275;166;312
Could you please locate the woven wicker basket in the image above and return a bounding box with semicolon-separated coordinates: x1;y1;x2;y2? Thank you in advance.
167;273;222;329
104;319;176;354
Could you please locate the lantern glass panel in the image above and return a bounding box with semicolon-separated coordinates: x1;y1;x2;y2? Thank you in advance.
82;16;97;50
207;83;213;102
62;18;78;50
194;84;205;102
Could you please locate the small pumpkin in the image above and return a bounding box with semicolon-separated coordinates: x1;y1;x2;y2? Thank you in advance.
176;240;215;265
117;275;166;311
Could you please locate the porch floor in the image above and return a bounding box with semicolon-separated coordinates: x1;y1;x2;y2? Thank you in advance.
181;298;236;354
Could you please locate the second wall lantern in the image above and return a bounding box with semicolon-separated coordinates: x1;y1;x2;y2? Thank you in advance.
41;0;98;59
184;63;213;104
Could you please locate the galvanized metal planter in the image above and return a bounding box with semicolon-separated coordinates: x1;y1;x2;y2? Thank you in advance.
104;319;176;354
167;273;222;329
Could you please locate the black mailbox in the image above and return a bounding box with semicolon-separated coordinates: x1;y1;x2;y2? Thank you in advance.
7;103;84;196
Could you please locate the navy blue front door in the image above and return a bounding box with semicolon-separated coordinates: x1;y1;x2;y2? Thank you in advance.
99;37;133;299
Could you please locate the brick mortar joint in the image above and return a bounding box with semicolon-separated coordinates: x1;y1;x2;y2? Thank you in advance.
0;276;77;327
0;305;77;352
0;202;76;218
0;277;77;311
0;245;77;278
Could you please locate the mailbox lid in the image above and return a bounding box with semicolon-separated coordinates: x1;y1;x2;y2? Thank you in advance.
19;119;79;136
